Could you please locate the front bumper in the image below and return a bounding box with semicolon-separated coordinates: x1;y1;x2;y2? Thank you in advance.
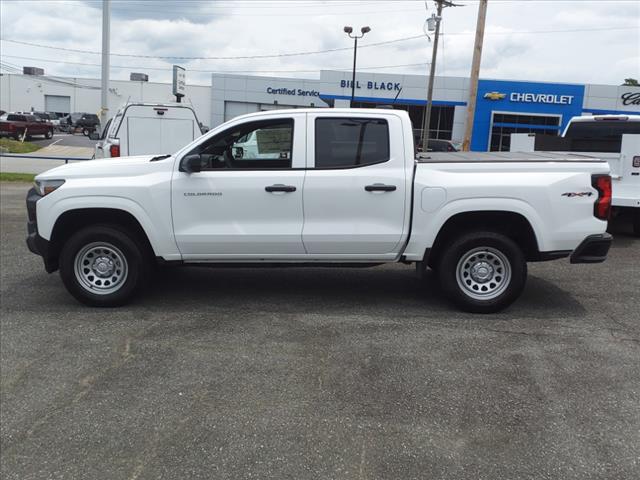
570;233;613;264
26;187;57;273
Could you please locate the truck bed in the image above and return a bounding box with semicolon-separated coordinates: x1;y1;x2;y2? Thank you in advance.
417;151;606;163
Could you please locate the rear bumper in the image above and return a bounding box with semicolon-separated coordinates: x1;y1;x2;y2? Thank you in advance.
570;233;613;264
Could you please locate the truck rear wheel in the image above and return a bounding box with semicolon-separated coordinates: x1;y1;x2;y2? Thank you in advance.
45;129;53;139
437;231;527;313
59;225;146;307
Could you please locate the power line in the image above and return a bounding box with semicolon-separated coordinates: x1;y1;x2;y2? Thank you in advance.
0;35;426;60
0;61;101;89
1;25;635;60
0;54;429;74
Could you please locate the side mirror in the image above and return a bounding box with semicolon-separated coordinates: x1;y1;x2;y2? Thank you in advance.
180;154;204;173
89;131;100;140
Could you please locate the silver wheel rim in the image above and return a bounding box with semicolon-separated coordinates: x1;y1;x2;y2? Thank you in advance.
74;242;128;295
456;246;511;301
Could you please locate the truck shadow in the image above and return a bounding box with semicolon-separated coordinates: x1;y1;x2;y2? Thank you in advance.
142;265;586;320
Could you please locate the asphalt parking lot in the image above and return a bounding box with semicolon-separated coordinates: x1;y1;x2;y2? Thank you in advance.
29;132;99;149
1;182;638;480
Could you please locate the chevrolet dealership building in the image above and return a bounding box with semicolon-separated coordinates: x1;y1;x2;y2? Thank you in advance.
2;69;639;151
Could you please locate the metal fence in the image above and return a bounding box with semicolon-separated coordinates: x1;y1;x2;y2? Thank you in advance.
0;153;93;163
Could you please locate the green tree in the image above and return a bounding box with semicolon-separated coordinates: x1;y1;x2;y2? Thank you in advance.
622;78;639;86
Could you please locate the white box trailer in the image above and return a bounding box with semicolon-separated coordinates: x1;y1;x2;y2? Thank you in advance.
93;103;203;158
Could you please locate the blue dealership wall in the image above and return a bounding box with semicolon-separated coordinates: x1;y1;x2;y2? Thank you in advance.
471;79;585;151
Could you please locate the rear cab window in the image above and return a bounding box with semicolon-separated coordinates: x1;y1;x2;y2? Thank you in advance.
314;118;390;168
564;120;640;152
108;114;123;138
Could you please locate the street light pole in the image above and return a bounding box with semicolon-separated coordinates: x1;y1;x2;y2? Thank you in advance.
344;26;371;107
351;36;358;104
100;0;111;130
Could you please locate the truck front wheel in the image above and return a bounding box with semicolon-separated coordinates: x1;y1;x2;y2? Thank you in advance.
437;231;527;313
59;225;146;307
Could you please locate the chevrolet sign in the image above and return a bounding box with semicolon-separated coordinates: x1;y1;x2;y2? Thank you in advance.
484;91;506;100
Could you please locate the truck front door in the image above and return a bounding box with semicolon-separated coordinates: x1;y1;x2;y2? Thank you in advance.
302;113;408;256
171;114;306;259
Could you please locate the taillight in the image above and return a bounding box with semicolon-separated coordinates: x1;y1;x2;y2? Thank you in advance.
591;174;612;221
110;144;120;157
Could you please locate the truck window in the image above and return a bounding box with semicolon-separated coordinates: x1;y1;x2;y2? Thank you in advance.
564;120;640;152
188;119;293;170
109;114;123;138
100;118;112;140
315;118;389;168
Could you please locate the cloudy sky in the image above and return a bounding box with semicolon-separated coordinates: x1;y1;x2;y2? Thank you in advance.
0;0;638;86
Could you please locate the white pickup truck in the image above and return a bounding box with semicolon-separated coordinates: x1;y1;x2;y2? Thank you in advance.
27;109;613;313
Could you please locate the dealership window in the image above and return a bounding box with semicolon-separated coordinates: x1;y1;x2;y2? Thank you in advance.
315;118;389;168
489;113;561;152
351;101;455;145
188;119;294;169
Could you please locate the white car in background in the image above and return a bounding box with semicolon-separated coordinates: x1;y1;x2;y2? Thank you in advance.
92;102;204;158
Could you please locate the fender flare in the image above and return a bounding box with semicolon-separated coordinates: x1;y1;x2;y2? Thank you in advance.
38;195;173;257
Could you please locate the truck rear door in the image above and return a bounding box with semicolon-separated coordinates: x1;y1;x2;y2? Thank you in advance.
161;117;197;154
126;116;161;156
302;112;408;256
124;106;199;156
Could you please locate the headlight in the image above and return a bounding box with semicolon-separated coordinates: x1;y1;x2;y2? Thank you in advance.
34;179;65;196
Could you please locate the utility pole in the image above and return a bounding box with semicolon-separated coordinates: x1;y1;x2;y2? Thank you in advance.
462;0;488;151
100;0;111;129
420;1;460;151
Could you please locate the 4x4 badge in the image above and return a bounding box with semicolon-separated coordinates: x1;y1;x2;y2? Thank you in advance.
562;192;593;197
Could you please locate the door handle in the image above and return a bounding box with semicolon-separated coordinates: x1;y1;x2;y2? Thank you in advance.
265;184;297;193
365;184;396;192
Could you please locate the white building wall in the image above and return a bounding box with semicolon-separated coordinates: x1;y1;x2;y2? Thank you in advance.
211;73;327;128
0;74;212;126
583;83;640;113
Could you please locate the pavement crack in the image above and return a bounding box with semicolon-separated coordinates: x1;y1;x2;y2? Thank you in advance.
359;436;367;480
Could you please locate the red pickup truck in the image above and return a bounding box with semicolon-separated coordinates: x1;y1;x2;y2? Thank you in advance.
0;113;54;140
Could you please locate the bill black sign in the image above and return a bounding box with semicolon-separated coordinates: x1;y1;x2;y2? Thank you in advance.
340;80;402;92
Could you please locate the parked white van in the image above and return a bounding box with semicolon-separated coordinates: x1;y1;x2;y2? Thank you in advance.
92;103;203;158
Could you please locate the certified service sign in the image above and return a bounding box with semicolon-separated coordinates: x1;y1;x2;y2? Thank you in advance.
173;65;186;98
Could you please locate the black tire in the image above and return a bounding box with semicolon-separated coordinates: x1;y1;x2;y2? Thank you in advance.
45;129;53;139
59;225;146;307
633;209;640;237
437;231;527;314
82;128;90;136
